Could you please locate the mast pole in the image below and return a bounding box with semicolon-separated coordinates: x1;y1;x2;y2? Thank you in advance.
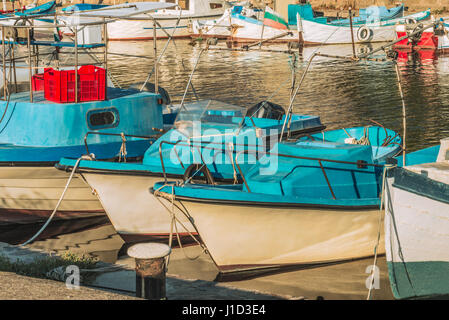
153;19;158;94
27;26;33;103
75;26;78;103
103;18;108;98
2;26;6;100
394;62;407;166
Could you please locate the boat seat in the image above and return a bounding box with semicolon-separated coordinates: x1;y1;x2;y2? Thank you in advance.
245;171;287;195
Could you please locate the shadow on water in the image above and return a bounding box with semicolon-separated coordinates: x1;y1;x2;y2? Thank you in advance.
0;216;110;245
214;254;386;282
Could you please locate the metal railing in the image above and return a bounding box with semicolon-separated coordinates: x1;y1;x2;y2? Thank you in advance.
157;139;385;199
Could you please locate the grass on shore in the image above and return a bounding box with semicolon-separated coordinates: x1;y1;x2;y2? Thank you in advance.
0;252;98;281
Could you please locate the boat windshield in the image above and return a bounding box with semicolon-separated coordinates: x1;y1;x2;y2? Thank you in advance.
174;100;247;138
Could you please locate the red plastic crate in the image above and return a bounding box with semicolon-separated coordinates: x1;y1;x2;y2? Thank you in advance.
32;73;45;91
44;65;106;103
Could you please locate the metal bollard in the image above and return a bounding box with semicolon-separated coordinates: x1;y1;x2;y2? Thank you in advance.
127;243;171;300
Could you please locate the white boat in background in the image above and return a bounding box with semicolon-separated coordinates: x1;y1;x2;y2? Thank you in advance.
192;4;298;44
193;4;432;45
384;138;449;299
106;0;227;40
301;9;431;45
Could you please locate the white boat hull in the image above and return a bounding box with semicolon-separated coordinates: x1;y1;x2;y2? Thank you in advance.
0;167;104;224
301;11;431;45
192;13;299;43
301;19;395;44
106;17;194;40
164;197;384;273
384;165;449;299
81;173;196;244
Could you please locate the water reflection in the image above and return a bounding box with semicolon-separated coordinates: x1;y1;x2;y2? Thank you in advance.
107;40;449;151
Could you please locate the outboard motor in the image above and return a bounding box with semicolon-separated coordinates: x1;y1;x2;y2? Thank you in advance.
435;19;446;36
128;82;171;105
247;101;285;120
406;23;423;46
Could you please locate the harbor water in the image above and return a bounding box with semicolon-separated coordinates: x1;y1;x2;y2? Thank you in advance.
3;39;449;299
107;40;449;152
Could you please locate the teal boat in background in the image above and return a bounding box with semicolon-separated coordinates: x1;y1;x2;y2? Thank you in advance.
15;1;56;17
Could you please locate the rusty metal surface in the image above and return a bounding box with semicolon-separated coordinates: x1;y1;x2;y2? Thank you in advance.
135;257;166;278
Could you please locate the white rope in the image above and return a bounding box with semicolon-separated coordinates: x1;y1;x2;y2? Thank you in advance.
18;157;84;247
118;132;127;163
367;163;395;300
153;184;207;262
226;142;238;184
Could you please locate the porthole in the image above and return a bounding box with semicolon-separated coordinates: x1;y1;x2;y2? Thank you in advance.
87;108;119;129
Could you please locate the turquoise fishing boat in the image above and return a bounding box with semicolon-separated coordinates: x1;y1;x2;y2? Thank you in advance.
151;132;441;277
0;2;178;224
56;99;326;244
15;0;56;17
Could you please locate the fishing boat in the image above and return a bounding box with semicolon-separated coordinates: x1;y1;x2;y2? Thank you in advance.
0;0;57;18
60;0;227;40
0;1;57;29
14;0;56;16
192;3;423;45
219;6;298;45
152;129;443;276
384;138;449;299
0;2;179;225
298;8;431;45
285;3;405;26
56;99;326;244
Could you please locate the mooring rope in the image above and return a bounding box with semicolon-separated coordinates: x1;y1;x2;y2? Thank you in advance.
383;168;418;298
118;132;127;163
18;156;85;247
366;163;395;300
153;183;207;263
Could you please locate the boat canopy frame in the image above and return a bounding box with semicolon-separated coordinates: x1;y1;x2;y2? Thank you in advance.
0;2;181;104
157;139;385;199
